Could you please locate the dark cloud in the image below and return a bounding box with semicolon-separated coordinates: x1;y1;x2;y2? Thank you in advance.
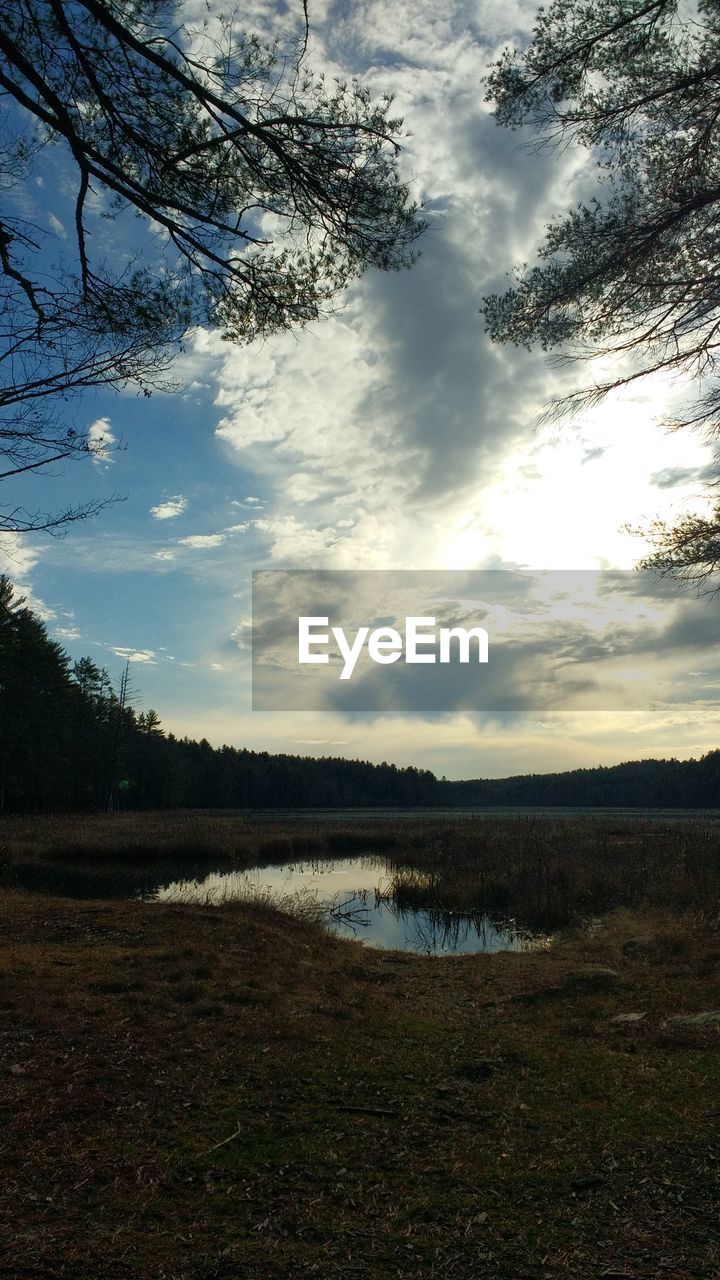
251;569;719;719
650;463;719;489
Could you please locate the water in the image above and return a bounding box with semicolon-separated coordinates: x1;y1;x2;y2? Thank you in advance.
6;853;539;956
151;855;537;956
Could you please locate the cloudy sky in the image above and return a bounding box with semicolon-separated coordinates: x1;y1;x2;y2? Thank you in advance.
1;0;718;779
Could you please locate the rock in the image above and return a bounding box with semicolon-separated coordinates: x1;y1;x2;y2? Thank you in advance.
668;1010;720;1026
622;936;652;956
562;966;620;990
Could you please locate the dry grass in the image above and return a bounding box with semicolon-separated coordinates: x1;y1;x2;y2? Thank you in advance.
390;813;720;928
3;809;719;932
1;878;719;1279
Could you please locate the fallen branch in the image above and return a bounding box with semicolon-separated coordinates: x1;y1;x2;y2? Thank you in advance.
331;1104;400;1118
203;1122;242;1154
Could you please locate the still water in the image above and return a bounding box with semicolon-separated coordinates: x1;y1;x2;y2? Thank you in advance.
152;855;536;956
7;853;539;956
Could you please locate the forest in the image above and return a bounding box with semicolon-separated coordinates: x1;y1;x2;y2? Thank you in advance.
0;576;438;812
444;756;720;809
1;574;718;813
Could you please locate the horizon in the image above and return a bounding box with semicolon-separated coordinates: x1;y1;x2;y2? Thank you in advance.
5;568;719;786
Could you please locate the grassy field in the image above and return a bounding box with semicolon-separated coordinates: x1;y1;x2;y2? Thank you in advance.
1;812;719;1278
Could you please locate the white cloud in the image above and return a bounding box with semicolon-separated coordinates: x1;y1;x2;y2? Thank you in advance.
195;0;715;592
0;533;41;580
48;212;67;238
150;495;188;520
203;6;594;573
109;647;157;664
87;417;116;465
231;620;252;651
293;738;350;746
178;533;225;548
0;535;56;618
231;497;264;510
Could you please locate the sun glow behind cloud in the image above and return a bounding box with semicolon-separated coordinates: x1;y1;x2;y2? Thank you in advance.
446;392;715;573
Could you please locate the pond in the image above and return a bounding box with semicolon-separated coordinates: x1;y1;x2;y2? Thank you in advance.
152;855;539;955
7;853;542;956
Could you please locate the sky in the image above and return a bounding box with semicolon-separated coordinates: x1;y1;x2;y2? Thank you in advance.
1;0;719;780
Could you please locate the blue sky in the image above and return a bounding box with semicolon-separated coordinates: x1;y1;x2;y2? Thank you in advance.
2;0;719;779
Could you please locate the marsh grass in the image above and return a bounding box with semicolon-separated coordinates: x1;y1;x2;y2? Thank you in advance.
2;809;720;933
161;873;334;929
387;815;720;930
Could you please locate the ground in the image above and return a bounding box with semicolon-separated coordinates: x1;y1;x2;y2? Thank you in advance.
1;885;719;1279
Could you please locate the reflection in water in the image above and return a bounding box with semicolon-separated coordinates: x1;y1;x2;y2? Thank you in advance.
153;856;539;955
4;854;541;955
6;859;174;901
323;893;531;955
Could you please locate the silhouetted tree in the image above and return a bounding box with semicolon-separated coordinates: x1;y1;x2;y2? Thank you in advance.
484;0;720;584
0;577;442;813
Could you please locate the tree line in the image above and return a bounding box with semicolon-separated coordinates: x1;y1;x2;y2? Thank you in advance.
2;574;718;813
444;756;720;810
0;576;438;812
